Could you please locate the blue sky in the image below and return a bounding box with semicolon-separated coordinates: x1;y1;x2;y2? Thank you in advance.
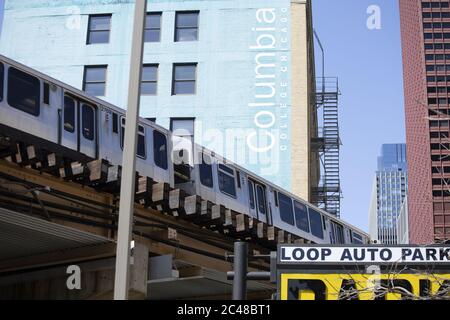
313;0;405;231
0;0;3;36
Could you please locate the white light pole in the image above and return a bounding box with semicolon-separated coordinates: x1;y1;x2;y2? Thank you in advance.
114;0;147;300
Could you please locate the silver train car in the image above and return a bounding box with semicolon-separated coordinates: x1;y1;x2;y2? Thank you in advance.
0;54;369;245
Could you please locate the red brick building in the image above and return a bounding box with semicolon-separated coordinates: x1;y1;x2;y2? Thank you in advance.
400;0;450;243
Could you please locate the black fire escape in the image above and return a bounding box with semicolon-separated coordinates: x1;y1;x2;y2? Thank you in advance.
312;77;342;217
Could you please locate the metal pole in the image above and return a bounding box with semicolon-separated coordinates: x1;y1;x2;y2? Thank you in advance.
114;0;147;300
313;29;325;94
227;271;270;281
232;241;248;300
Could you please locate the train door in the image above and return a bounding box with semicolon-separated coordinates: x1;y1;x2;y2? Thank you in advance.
330;222;345;244
171;119;194;187
61;95;97;158
249;180;271;225
248;180;257;219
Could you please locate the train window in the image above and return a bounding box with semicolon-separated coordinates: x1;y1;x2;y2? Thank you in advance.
120;118;126;149
199;153;213;188
236;171;241;188
153;130;168;169
274;191;279;207
278;192;294;225
82;104;95;141
218;164;237;198
256;185;267;215
248;180;255;209
174;149;191;184
137;125;146;159
120;119;146;158
294;201;310;233
352;232;364;244
309;209;324;239
43;83;50;104
64;96;75;133
112;112;118;133
7;67;40;116
0;63;3;101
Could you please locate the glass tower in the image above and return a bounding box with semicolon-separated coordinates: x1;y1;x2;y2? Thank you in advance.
369;144;408;244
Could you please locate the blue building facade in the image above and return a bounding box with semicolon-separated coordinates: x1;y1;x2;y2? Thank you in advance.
0;0;319;201
369;144;408;244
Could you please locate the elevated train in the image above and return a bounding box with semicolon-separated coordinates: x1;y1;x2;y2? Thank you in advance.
0;54;369;245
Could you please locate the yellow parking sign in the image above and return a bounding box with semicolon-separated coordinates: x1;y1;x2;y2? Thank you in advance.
280;273;450;300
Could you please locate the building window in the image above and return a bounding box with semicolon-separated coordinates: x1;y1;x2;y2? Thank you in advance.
218;164;236;197
171;118;195;138
145;13;162;42
87;14;112;44
175;11;199;42
83;66;107;97
7;67;40;116
172;63;197;95
141;64;158;95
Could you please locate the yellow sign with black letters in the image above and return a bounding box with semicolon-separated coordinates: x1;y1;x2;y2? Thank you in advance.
280;273;450;300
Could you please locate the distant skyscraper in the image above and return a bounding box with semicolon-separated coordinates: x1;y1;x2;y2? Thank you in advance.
397;195;410;244
399;0;450;243
369;144;408;244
